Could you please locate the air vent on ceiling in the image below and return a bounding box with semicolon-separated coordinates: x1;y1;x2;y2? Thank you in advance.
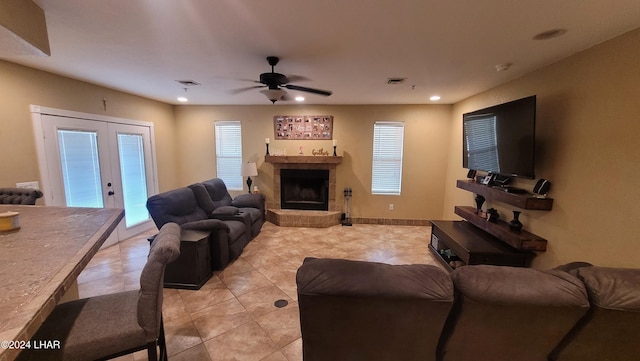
386;77;407;85
176;80;201;87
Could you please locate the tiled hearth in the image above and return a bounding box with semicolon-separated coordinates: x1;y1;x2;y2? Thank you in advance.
265;155;342;228
267;209;342;228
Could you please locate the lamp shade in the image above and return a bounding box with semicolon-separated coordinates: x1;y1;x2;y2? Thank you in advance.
241;162;258;177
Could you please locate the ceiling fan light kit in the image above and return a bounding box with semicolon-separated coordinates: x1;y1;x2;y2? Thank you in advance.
235;56;333;104
260;88;287;103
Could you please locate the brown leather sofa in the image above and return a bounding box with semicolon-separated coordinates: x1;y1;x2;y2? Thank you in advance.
296;259;640;361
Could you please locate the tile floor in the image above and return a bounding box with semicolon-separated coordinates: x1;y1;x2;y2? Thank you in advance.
78;222;441;361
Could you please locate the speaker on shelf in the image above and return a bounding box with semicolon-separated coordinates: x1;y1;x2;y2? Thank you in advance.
533;179;551;195
467;169;477;180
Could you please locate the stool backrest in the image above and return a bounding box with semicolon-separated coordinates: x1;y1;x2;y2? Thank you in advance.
137;222;181;340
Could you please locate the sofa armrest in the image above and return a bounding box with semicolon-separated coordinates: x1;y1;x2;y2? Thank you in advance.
232;193;265;210
181;219;230;232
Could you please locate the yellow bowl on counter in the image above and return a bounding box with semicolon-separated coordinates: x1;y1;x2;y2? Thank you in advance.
0;211;20;232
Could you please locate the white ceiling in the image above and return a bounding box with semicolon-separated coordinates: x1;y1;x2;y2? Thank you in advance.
3;0;640;105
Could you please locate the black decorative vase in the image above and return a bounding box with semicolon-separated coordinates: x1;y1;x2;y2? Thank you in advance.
487;208;499;222
509;211;523;231
475;195;485;214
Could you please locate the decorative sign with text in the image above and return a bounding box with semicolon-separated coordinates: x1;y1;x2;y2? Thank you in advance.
273;115;333;140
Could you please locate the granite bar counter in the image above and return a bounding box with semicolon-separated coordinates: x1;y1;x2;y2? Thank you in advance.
0;205;124;361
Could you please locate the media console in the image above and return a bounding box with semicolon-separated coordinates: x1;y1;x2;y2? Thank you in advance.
429;180;552;271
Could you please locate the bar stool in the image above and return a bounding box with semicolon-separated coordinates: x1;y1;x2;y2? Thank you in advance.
17;222;181;361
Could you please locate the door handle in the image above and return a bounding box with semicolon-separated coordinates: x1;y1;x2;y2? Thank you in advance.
108;191;115;196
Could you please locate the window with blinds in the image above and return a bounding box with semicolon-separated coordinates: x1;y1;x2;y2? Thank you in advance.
371;121;404;195
463;115;500;173
214;121;243;190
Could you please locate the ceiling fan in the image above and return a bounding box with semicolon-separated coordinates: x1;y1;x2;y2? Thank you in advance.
234;56;332;103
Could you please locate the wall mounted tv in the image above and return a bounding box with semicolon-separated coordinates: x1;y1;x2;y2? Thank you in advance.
462;95;536;179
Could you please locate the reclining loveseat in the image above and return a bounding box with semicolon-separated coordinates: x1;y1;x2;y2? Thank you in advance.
146;178;264;270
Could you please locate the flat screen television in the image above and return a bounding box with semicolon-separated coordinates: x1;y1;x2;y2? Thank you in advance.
462;95;536;179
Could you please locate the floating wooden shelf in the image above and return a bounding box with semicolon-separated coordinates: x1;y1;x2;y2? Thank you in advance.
457;180;553;210
454;206;547;252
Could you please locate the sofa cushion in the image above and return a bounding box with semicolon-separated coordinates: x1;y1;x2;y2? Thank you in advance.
550;267;640;361
297;258;454;361
212;206;240;215
201;178;233;208
442;265;590;361
188;183;217;213
146;187;208;228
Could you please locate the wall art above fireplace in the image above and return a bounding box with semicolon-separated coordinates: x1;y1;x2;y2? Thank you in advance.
273;115;333;140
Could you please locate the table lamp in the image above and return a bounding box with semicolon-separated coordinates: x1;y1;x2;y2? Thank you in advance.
241;162;258;193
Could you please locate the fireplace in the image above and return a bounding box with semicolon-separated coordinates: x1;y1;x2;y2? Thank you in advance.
281;169;329;211
265;155;343;227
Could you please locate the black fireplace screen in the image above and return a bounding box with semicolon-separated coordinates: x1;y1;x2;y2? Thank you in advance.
280;169;329;211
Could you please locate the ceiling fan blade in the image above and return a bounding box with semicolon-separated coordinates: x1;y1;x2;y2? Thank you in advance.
283;84;332;96
230;85;265;94
285;74;311;83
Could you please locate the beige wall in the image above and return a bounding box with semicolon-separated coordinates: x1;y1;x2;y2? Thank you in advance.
174;104;452;221
3;27;638;268
443;28;640;268
0;60;179;193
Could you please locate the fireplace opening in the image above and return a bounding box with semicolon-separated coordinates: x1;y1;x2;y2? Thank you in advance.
281;169;329;211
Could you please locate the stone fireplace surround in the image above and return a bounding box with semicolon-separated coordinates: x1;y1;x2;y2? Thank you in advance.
265;155;342;227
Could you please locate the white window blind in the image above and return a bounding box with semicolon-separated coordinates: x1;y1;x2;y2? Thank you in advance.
214;121;243;190
464;115;500;173
371;121;404;195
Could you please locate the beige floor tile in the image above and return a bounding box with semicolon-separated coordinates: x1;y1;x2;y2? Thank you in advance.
164;316;203;357
169;344;212;361
162;289;191;322
77;274;125;298
281;338;303;361
261;351;289;361
77;260;122;284
219;269;275;297
236;285;294;319
191;298;253;341
220;258;255;277
203;321;277;361
178;278;236;314
255;303;301;348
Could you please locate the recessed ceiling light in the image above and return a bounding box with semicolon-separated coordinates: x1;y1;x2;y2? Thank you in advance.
533;28;567;40
430;95;441;101
295;96;305;102
177;97;188;102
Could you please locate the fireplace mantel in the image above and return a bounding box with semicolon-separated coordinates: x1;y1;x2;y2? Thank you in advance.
265;155;342;164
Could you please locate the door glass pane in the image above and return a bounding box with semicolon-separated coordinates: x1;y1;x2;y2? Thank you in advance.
57;130;104;207
117;133;149;227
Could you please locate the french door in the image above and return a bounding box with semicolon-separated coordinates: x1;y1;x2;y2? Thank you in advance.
31;106;158;243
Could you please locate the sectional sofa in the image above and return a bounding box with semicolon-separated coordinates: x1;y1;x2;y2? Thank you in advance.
296;258;640;361
146;178;265;270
